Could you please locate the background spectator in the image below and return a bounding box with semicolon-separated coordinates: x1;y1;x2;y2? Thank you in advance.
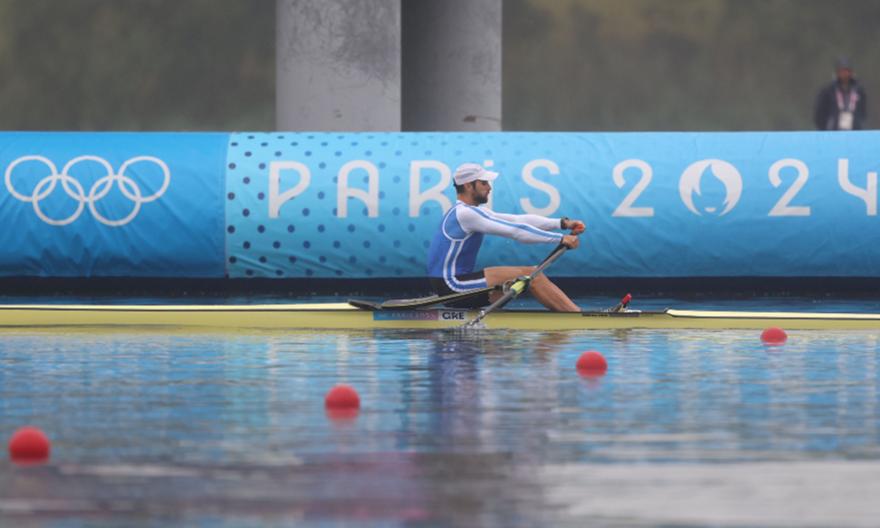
814;57;868;130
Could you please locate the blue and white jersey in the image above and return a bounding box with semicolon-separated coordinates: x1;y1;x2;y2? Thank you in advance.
426;201;563;291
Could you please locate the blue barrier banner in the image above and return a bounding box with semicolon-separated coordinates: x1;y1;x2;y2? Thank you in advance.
0;132;227;277
2;131;876;280
225;131;880;279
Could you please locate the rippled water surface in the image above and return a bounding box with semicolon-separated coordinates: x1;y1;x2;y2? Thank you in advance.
1;323;879;526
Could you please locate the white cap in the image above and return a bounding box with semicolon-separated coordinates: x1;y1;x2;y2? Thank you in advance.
453;163;499;186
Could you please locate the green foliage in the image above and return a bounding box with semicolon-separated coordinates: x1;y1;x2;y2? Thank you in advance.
505;0;880;131
0;0;876;131
0;0;274;130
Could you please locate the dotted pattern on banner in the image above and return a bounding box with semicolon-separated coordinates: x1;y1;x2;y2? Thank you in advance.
224;130;880;279
223;132;568;279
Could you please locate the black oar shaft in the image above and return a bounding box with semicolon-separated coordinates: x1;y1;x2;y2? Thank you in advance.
464;244;568;328
531;243;568;276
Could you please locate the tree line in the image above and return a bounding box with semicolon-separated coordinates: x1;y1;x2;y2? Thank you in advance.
0;0;875;131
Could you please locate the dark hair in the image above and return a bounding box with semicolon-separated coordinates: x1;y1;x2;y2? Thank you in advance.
454;182;467;193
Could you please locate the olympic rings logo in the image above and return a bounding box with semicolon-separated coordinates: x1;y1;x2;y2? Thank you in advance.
4;155;170;227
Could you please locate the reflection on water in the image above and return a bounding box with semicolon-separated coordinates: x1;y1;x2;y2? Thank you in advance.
0;328;879;526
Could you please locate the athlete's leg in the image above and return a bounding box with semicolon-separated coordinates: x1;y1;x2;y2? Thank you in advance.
483;266;579;312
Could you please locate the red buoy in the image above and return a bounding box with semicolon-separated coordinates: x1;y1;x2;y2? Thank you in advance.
576;351;608;376
761;327;787;345
325;384;360;409
325;384;360;421
8;426;50;463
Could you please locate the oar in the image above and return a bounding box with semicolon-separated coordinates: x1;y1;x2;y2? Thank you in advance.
463;243;568;328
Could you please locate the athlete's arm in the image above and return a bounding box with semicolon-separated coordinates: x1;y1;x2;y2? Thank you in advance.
457;206;563;244
489;211;560;232
492;211;586;235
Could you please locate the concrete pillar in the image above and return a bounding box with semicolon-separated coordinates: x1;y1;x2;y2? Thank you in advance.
402;0;502;131
276;0;401;131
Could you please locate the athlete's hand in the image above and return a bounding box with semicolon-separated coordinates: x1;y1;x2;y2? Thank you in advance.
561;234;579;249
561;218;586;235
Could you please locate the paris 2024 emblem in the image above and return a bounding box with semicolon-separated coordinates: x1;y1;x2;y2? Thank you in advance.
679;159;742;216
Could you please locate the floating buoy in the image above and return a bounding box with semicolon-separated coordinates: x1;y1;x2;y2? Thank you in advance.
324;384;361;421
325;384;360;421
325;384;360;408
8;426;50;464
761;327;787;345
576;351;608;376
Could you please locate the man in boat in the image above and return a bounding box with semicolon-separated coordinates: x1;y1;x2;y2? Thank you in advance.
426;163;585;311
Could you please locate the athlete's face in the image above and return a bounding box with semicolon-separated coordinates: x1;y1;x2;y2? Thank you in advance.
471;180;491;204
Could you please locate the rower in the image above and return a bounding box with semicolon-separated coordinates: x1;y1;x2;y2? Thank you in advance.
426;163;585;312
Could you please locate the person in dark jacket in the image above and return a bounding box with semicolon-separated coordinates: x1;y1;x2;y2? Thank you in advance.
814;57;868;130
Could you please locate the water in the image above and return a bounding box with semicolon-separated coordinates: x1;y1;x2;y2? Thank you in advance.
1;317;879;526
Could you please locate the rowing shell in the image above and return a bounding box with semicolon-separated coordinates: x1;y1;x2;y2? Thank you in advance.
0;303;879;330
